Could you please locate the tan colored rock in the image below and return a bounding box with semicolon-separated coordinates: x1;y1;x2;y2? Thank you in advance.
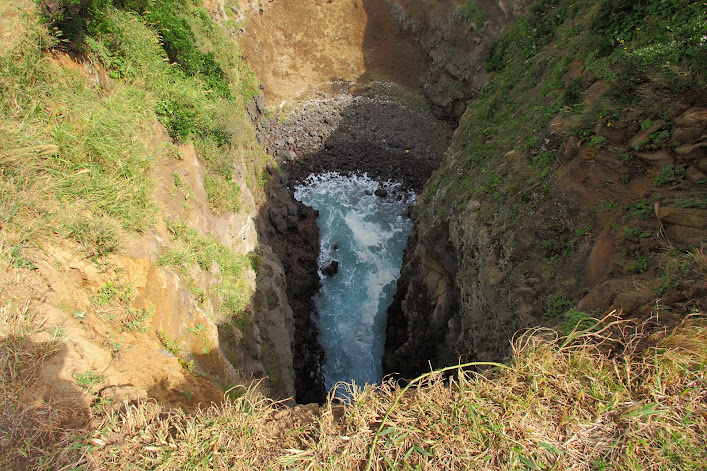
635;149;674;168
675;141;707;173
691;158;707;174
629;120;663;150
674;107;707;127
685;165;707;184
666;226;706;245
579;145;599;161
675;141;707;159
595;124;626;145
585;227;615;288
656;206;707;229
584;79;608;101
671;126;703;145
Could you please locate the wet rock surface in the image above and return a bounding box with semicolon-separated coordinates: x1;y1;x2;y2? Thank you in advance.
260;88;452;193
257;169;326;404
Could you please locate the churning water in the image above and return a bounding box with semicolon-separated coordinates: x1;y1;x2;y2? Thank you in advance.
294;173;414;399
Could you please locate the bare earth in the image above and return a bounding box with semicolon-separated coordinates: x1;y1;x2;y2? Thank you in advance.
239;0;425;106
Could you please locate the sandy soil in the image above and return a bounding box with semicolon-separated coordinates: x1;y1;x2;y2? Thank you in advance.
239;0;425;106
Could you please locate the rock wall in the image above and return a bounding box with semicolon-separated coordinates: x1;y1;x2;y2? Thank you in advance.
386;86;707;379
388;0;520;120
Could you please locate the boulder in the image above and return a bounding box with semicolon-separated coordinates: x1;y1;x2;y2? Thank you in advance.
675;141;707;173
656;205;707;244
635;150;674;168
629;120;663;150
656;206;707;229
320;260;339;277
276;149;297;161
674;107;707;128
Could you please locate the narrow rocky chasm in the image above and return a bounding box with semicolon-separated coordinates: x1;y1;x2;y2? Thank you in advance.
238;0;519;399
256;85;452;401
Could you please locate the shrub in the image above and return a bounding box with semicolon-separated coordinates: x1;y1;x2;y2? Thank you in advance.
38;0;110;45
654;164;685;187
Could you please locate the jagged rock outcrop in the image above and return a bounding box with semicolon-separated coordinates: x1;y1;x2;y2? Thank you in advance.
257;167;326;404
388;0;520;120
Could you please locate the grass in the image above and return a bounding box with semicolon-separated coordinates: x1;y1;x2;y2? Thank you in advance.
159;221;253;321
1;0;270;264
204;175;242;214
74;369;105;389
6;313;704;469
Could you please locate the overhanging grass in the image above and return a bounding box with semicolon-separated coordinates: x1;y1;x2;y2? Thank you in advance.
12;315;705;470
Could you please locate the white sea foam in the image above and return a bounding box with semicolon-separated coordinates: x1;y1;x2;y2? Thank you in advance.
294;172;414;398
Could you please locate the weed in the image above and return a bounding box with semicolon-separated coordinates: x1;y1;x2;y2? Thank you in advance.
544;292;574;318
624;197;659;220
627;256;650;274
589;135;606;146
172;172;189;191
108;341;123;355
599;200;619;211
641;119;656;131
178;357;194;371
654;164;685;187
121;306;153;332
74;369;105;389
157;329;181;355
91;282;122;307
187;323;205;335
624;227;641;237
618;150;633;163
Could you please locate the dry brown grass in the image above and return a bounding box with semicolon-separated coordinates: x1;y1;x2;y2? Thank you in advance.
7;313;701;470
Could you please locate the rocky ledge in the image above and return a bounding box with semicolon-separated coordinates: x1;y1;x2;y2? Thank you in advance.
259;85;453;193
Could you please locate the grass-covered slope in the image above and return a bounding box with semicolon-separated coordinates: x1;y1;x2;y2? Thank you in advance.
1;0;283;466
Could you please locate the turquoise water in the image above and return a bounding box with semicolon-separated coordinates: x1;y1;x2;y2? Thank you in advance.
294;173;414;398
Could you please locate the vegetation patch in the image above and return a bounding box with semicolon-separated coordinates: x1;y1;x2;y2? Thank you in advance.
159;221;252;320
7;314;704;470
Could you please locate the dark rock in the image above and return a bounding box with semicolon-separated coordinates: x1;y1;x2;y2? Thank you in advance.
255;94;265;114
321;260;339;277
374;187;388;197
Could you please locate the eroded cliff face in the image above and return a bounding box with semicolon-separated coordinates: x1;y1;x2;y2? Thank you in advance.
385;2;706;378
4;113;301;411
388;0;520;120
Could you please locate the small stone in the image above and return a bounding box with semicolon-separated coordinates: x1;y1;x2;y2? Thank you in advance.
374;188;387;197
276;149;297;161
